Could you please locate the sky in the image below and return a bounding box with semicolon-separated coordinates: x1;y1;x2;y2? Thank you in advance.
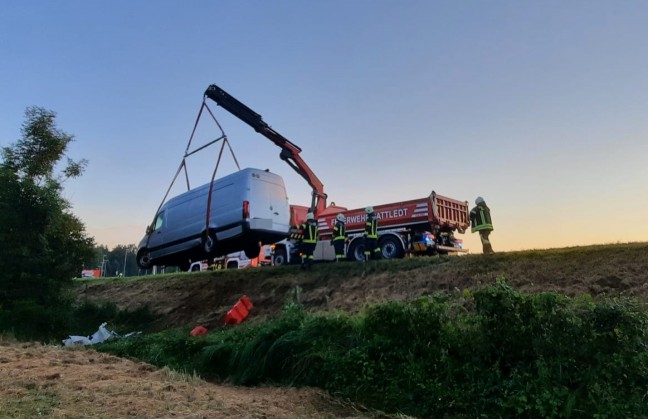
1;1;647;254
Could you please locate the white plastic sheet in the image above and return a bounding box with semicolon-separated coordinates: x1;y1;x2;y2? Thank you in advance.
62;322;118;347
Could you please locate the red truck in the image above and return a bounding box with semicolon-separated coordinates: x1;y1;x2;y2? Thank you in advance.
270;192;469;265
204;84;469;265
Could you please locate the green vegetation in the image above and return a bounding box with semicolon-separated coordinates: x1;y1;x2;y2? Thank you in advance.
0;108;157;343
99;280;648;418
0;107;95;342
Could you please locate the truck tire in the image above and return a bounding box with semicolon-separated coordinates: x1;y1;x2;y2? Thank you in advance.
272;248;287;266
347;240;365;262
136;249;153;269
379;235;405;259
227;261;238;269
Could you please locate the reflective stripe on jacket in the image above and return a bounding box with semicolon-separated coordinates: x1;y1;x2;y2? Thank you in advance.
365;214;378;238
333;221;346;241
303;221;319;244
470;204;493;233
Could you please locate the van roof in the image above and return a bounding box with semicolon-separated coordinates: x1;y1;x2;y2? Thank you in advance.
161;168;281;209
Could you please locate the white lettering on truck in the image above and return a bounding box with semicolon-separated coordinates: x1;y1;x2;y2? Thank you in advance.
338;208;410;225
376;208;409;219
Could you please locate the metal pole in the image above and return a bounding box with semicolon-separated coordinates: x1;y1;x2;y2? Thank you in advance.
123;249;128;277
101;255;107;277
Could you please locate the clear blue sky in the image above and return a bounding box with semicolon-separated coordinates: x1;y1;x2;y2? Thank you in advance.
2;1;647;253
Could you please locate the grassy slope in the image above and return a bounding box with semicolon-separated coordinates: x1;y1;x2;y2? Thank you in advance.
77;242;648;331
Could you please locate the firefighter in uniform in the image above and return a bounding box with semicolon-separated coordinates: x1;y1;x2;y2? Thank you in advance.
332;213;347;262
301;212;319;269
363;206;380;261
470;196;494;254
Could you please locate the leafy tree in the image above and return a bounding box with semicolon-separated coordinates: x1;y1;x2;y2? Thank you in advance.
102;244;138;277
0;107;95;341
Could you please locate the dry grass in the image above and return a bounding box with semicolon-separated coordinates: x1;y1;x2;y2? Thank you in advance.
0;341;387;418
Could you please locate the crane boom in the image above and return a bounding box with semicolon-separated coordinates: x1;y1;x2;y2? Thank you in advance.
204;84;327;214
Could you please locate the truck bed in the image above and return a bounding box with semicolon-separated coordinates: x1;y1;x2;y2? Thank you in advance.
317;192;469;237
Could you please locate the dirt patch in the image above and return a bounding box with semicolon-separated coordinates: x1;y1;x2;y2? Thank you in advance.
0;340;382;418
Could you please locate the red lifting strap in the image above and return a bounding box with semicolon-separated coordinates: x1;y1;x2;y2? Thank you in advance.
149;99;241;235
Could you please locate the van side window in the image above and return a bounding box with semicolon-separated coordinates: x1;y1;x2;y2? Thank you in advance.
154;212;165;230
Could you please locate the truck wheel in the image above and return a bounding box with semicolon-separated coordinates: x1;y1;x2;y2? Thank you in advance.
347;241;365;261
226;261;238;269
272;249;287;266
137;249;152;269
179;261;191;272
379;236;404;259
203;232;216;256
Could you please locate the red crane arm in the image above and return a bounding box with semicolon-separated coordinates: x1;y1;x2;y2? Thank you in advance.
204;84;326;214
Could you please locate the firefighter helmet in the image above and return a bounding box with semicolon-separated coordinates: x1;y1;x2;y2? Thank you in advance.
365;206;374;214
336;213;345;222
306;212;315;220
475;196;485;205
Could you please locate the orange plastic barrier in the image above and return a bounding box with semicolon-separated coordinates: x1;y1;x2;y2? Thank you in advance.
224;295;253;325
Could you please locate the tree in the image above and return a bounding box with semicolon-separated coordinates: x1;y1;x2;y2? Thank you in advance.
0;107;95;341
94;244;138;277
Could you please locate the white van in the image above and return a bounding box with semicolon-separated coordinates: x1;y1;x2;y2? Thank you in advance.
137;168;290;271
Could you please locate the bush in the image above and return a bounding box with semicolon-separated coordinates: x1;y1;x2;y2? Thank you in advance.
97;283;648;417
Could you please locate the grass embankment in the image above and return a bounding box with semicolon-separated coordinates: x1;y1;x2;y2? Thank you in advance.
98;278;648;417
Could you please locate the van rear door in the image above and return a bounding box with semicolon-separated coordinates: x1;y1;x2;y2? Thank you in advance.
248;172;290;234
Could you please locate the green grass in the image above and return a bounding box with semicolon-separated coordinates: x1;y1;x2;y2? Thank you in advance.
97;279;648;418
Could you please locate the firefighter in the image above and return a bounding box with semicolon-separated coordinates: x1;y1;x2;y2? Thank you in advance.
470;196;494;254
332;213;347;262
301;212;319;269
363;206;380;261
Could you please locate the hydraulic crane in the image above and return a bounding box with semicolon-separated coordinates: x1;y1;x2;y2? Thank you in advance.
204;84;327;215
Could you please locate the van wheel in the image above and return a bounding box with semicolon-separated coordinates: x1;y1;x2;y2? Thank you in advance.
137;250;152;269
244;243;260;259
272;249;287;266
379;236;404;259
203;232;216;256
